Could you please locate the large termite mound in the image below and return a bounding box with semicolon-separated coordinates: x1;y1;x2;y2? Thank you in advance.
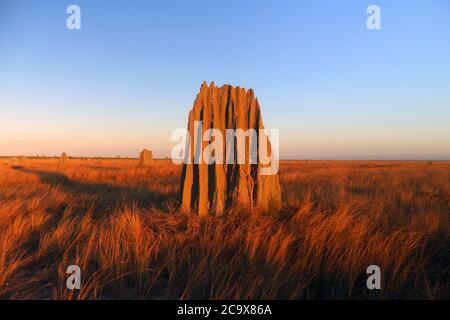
180;81;281;216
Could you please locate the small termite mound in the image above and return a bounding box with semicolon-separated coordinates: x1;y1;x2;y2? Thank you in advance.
11;156;21;168
59;152;69;166
139;149;153;167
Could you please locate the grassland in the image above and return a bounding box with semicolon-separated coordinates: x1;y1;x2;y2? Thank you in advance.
0;158;448;299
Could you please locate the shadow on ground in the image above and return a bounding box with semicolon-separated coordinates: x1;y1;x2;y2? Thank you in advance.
14;167;176;213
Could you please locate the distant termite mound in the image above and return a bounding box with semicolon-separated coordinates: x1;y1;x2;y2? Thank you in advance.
180;81;281;216
11;156;21;167
59;152;68;166
139;149;153;167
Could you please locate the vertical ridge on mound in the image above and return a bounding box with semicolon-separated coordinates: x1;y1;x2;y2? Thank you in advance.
180;82;281;216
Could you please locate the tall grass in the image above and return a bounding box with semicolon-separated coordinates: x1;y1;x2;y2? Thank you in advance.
0;158;448;299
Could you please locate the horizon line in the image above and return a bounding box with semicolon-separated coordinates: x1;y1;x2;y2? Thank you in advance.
1;155;449;162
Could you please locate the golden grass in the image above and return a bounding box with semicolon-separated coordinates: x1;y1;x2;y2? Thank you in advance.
0;158;448;299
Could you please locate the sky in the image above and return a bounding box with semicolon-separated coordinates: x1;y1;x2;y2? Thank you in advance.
0;0;449;159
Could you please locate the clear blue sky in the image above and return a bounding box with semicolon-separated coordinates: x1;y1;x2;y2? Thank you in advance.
1;0;449;159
